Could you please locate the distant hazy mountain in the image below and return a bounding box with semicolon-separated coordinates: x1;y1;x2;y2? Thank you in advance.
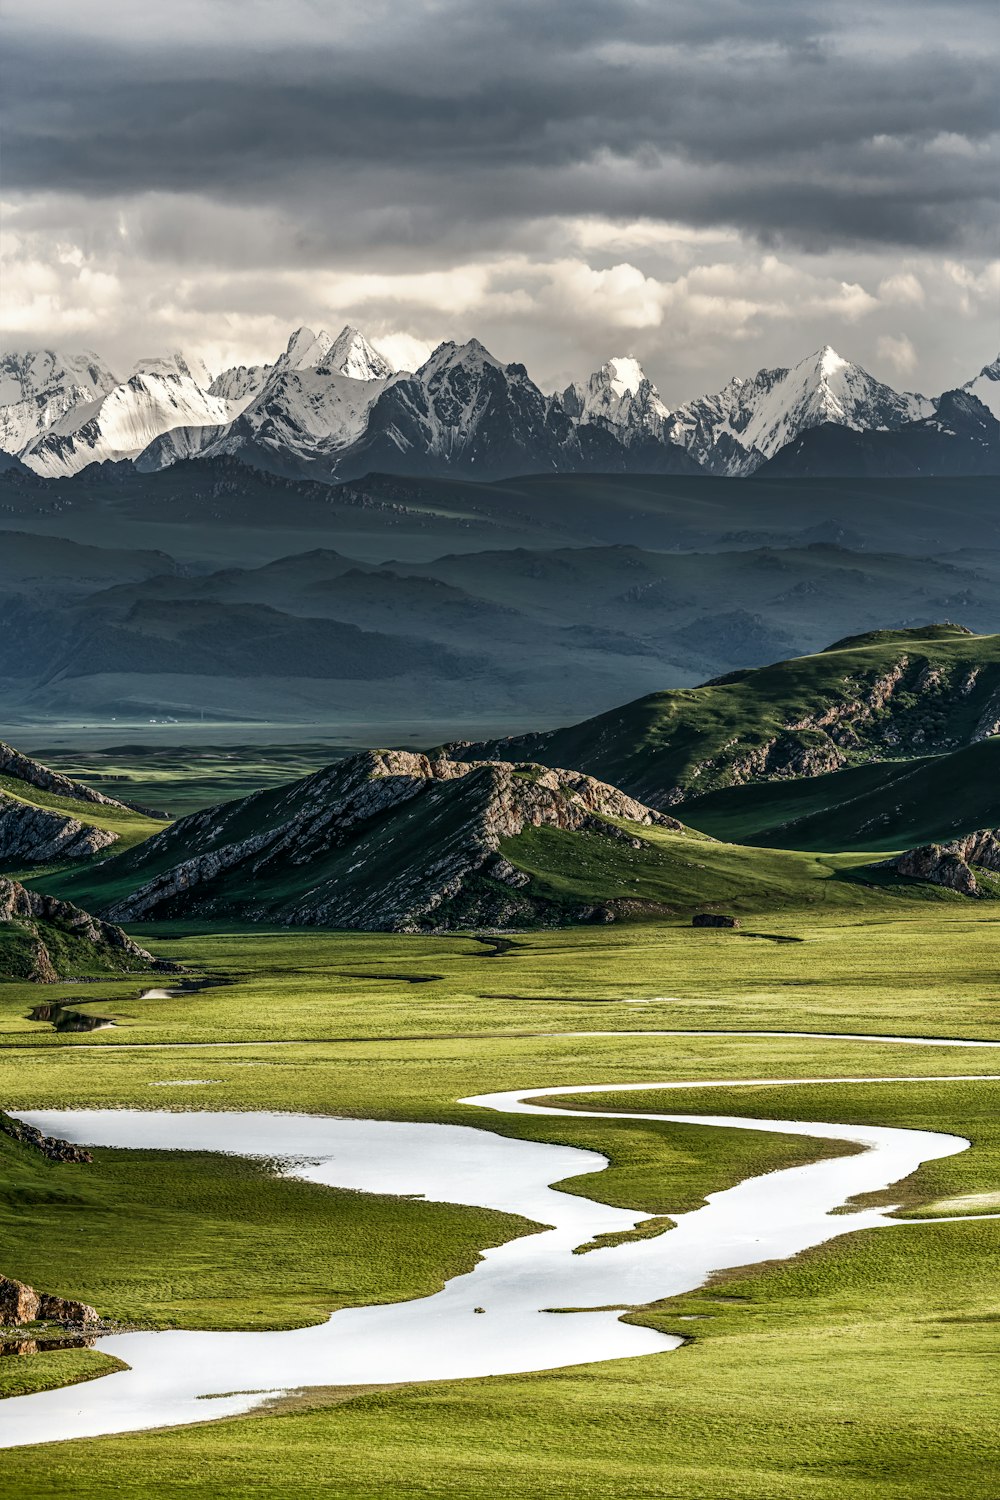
1;329;996;481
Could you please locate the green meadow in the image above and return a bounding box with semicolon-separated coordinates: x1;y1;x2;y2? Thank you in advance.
1;899;998;1498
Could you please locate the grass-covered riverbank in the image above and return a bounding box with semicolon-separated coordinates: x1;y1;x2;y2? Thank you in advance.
1;908;998;1496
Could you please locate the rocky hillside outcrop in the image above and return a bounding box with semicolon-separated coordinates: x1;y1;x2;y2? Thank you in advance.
0;1108;92;1163
0;792;119;863
0;742;130;810
0;877;170;978
0;1276;99;1328
92;750;682;930
875;829;1000;897
444;627;1000;809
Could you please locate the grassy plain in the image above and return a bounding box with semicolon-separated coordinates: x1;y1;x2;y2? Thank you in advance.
0;1350;127;1401
19;743;348;819
1;791;999;1496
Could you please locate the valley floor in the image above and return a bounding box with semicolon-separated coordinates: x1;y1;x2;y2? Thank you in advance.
1;909;998;1496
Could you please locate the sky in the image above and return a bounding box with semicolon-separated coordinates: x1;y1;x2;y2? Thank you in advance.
2;0;998;404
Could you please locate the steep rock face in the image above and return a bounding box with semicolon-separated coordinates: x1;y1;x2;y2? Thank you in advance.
756;389;1000;478
961;355;1000;419
139;325;396;474
0;794;118;863
0;877;166;977
876;829;1000;896
21;371;241;478
561;357;671;444
335;340;579;482
0;741;130;809
100;750;681;930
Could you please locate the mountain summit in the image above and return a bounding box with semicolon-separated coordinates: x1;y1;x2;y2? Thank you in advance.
1;332;994;482
666;346;933;475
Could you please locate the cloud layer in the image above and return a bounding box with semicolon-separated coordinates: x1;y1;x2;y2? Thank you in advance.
2;0;997;396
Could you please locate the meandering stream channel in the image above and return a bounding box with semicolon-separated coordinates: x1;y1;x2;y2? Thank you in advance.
2;1028;998;1450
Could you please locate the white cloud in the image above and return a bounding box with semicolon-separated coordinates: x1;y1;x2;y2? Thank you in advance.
371;332;433;372
878;271;925;306
877;333;918;375
2;195;997;401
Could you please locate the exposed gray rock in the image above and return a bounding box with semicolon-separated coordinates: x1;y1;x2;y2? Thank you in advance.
692;913;739;928
102;750;686;931
0;741;130;809
0;791;118;863
0;876;170;976
876;829;1000;896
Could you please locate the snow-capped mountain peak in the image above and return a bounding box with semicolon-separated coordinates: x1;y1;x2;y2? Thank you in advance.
20;368;237;478
131;351;214;388
421;339;505;378
321;326;396;382
605;356;647;400
1;333;993;482
561;355;670;442
667;346;932;474
962;355;1000;419
281;326;336;372
0;348;121;454
814;344;849;379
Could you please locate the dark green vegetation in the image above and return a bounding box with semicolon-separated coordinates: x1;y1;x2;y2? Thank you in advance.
3;466;1000;731
457;626;1000;809
35;752;686;928
0;916;997;1497
503;823;887;916
681;736;1000;851
27;747;962;934
0;878;162;982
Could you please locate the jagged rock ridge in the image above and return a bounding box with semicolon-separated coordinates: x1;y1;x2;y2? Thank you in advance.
0;877;168;979
0;740;138;864
0;795;118;863
97;750;683;930
0;742;131;809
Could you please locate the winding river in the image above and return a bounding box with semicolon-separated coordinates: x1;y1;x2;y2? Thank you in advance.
2;1028;998;1450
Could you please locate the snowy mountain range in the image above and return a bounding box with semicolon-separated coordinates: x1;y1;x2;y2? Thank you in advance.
2;329;996;483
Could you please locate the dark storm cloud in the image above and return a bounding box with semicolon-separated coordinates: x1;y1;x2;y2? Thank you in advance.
3;0;998;255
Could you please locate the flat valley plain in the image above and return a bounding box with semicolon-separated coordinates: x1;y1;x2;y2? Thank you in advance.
2;841;999;1497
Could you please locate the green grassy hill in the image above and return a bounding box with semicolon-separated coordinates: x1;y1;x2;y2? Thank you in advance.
451;625;1000;812
0;742;168;871
0;772;167;854
680;736;1000;851
34;747;962;932
0;876;164;980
